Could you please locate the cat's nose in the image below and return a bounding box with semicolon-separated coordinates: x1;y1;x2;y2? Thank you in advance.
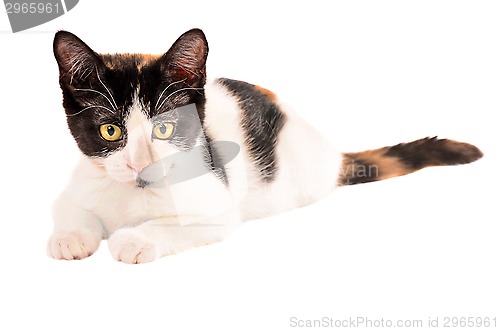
127;162;149;175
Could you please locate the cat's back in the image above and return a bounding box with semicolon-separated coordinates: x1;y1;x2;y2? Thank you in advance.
204;78;342;219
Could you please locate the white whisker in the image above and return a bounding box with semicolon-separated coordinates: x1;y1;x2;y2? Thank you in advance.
67;105;115;117
156;87;203;113
68;58;84;85
80;65;93;81
96;68;118;110
155;79;186;109
74;87;117;111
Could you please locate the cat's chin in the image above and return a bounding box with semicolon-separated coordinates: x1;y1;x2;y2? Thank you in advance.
108;176;158;189
108;173;154;188
105;171;137;184
135;177;152;189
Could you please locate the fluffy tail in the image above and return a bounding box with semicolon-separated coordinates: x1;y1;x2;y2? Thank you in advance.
339;137;483;185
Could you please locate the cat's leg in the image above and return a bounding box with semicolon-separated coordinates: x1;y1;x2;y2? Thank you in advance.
48;195;104;260
108;210;241;264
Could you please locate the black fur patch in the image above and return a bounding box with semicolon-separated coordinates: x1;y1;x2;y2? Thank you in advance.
205;136;229;185
384;136;483;170
217;78;286;182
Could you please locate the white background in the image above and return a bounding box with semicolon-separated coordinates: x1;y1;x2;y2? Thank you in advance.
0;1;498;330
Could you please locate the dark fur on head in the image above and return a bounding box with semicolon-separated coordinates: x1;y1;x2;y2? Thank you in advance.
53;29;209;157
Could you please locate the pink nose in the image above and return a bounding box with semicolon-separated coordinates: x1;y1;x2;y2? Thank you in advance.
128;163;148;174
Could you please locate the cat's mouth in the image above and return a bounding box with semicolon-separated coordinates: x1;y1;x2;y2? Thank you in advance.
135;159;174;189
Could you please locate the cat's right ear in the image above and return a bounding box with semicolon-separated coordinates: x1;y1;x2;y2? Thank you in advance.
53;31;104;86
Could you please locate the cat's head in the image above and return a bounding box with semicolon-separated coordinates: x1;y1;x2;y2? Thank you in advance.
53;29;210;187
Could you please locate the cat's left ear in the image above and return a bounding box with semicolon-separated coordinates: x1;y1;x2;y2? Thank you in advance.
159;29;209;86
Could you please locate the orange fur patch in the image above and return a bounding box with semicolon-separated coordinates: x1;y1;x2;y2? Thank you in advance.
137;54;160;71
357;149;410;180
340;149;411;185
254;85;277;101
101;53;160;72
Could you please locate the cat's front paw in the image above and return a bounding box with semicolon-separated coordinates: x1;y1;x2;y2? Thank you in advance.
48;231;100;260
108;229;159;264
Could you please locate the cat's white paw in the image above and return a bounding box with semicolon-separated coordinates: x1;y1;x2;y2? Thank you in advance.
48;231;100;260
108;229;159;264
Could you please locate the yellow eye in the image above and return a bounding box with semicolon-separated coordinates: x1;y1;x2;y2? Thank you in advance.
99;124;122;141
152;122;174;140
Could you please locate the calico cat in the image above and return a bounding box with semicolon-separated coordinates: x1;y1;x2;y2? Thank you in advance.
48;29;483;264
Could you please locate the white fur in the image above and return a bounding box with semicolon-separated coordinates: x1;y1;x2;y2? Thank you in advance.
48;79;343;263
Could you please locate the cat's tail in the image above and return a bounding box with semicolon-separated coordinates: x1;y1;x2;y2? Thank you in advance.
338;137;483;185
